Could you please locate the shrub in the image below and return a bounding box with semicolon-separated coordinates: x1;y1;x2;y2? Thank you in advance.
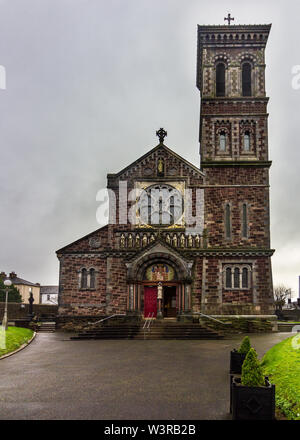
0;279;22;303
241;348;265;387
237;336;251;354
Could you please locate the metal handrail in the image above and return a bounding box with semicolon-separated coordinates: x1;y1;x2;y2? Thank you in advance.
143;312;153;330
147;312;155;330
182;312;231;325
143;312;154;338
85;313;126;328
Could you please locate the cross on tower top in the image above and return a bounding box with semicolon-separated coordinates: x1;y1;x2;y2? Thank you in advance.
156;128;167;144
224;13;234;25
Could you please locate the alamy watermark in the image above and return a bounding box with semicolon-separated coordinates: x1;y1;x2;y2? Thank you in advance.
96;181;204;235
0;65;6;90
292;65;300;90
0;326;6;350
291;325;300;350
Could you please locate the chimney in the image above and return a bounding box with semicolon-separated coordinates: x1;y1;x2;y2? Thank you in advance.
9;271;17;279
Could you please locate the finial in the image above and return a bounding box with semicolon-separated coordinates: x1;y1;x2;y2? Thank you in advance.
224;13;234;25
156;128;167;144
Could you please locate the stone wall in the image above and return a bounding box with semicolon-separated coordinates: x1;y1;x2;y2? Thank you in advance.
0;302;58;319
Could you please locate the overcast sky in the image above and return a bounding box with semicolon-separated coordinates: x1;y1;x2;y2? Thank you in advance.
0;0;299;299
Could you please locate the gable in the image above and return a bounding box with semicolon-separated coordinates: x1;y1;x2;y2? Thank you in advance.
56;225;109;254
107;144;204;187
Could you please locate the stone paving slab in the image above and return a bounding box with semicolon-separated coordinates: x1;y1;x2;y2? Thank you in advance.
0;332;292;420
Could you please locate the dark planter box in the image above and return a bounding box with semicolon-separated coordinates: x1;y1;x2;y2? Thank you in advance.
230;350;247;374
231;376;275;420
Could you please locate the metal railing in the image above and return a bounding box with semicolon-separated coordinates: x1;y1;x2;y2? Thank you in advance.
84;313;126;329
182;312;231;326
143;312;155;339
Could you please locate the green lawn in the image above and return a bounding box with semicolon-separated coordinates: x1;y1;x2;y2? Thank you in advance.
0;327;34;357
262;335;300;420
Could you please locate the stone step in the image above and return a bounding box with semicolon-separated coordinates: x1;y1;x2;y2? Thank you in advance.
76;336;220;340
278;323;299;332
38;322;56;332
71;322;223;340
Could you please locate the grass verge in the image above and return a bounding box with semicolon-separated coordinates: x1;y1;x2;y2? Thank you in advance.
0;326;34;357
261;335;300;420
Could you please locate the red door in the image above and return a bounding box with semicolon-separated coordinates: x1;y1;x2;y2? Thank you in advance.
144;287;157;318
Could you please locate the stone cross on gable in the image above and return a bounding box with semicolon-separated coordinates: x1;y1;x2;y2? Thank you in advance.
156;128;167;144
224;13;234;25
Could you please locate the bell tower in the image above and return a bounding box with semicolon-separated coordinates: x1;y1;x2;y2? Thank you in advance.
197;22;271;165
196;20;275;316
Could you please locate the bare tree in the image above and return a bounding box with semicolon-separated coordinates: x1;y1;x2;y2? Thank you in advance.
273;284;292;310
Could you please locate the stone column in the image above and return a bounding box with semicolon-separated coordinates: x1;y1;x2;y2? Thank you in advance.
184;284;191;313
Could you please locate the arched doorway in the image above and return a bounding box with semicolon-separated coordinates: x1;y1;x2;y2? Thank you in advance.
125;242;194;319
143;262;178;318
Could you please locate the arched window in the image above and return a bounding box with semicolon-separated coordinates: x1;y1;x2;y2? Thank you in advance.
242;63;252;96
225;204;231;239
242;203;248;238
216;63;225;97
219;131;226;151
244;131;250;151
90;269;95;289
147;194;151;225
234;268;240;288
170;195;175;224
226;267;232;288
242;267;249;288
81;269;87;289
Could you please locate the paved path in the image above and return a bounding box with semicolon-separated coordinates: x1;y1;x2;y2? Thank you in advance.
0;332;292;420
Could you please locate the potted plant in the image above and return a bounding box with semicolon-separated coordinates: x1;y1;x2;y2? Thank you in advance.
230;336;251;374
231;348;275;420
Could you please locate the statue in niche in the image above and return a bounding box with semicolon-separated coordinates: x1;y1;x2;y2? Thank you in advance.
128;234;133;248
150;234;155;243
136;234;140;247
157;282;163;299
166;234;171;245
195;234;200;248
120;234;125;248
172;234;178;247
142;234;148;247
157;157;164;176
180;234;185;248
188;235;193;248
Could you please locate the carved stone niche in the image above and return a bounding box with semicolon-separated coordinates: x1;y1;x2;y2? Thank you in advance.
89;237;101;249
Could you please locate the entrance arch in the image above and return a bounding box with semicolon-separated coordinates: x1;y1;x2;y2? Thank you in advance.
125;242;194;318
142;261;178;318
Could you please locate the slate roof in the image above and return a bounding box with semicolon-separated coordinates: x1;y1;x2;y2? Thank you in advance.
10;276;40;287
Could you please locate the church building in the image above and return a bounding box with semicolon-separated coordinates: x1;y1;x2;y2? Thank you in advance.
56;20;275;322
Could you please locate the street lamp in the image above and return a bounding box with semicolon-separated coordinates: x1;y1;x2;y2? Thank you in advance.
2;279;12;330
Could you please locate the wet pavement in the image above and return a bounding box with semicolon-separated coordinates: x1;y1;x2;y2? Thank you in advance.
0;331;292;420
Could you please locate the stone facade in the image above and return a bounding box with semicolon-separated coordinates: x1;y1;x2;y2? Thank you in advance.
57;22;275;320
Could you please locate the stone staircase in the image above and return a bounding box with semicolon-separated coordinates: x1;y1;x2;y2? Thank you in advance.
70;319;223;340
278;322;300;332
38;321;56;333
